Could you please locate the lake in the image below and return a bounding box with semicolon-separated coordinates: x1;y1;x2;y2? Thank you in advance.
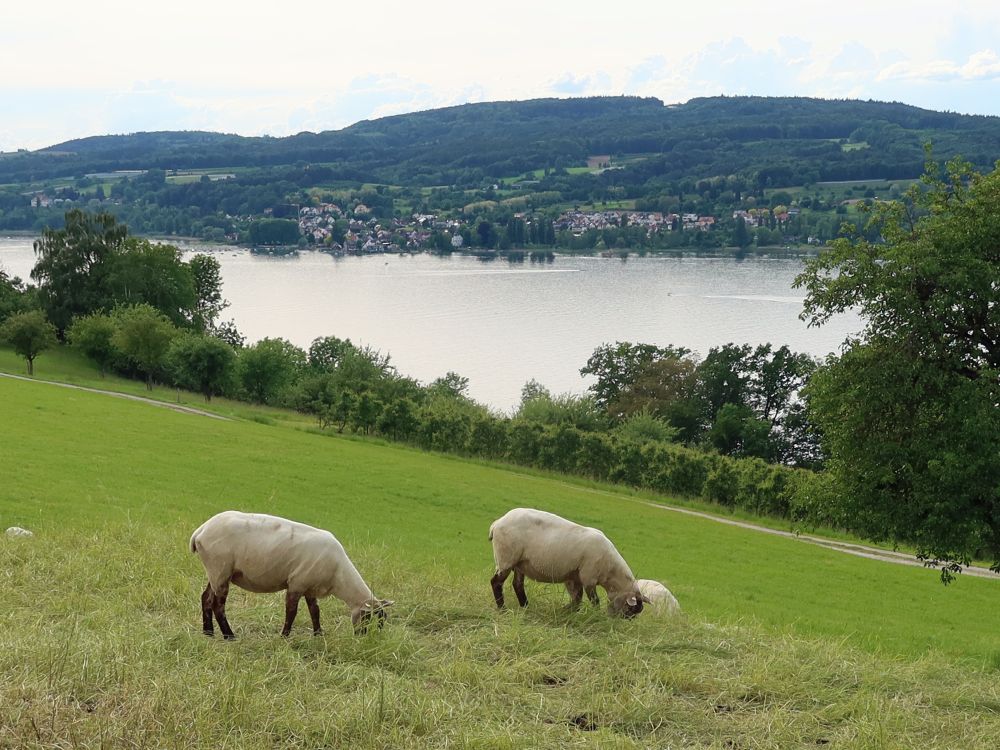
0;238;860;410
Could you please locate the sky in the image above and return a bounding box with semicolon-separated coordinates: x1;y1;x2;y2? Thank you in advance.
2;0;1000;151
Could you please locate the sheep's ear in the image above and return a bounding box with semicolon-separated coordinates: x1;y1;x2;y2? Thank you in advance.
378;599;395;608
626;595;638;607
640;593;653;604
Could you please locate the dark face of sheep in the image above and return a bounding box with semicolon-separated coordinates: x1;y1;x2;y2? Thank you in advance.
352;598;394;634
611;590;647;619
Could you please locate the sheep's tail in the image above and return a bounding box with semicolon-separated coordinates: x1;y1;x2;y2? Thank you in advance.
488;521;496;542
189;523;205;554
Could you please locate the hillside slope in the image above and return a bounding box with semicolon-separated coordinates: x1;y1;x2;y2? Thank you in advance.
2;376;1000;747
4;96;1000;187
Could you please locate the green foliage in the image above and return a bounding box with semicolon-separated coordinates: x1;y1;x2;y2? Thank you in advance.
248;218;300;245
581;342;691;416
102;238;197;326
238;338;306;404
189;254;227;331
428;371;470;400
111;304;178;389
516;380;606;431
167;334;237;401
612;409;679;444
0;309;57;375
798;157;1000;578
67;313;117;375
31;209;129;333
0;269;32;323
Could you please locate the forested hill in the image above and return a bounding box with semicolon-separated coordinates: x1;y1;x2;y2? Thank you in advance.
5;95;1000;187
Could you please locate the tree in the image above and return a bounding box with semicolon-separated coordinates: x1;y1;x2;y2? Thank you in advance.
102;239;196;326
1;310;57;375
67;313;118;375
581;342;691;417
428;371;470;400
0;270;31;323
732;217;750;249
31;210;128;334
238;338;306;404
796;156;1000;580
307;335;354;372
189;254;228;331
112;304;177;390
168;334;237;401
612;356;701;440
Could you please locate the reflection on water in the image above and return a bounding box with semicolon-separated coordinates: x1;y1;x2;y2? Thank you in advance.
0;239;859;410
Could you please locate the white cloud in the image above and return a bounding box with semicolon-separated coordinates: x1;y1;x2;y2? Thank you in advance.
877;49;1000;82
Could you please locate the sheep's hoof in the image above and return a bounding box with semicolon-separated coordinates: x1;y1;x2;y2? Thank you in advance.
223;633;237;641
202;630;214;638
312;629;324;637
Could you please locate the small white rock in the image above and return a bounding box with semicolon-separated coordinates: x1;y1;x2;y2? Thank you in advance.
5;527;33;538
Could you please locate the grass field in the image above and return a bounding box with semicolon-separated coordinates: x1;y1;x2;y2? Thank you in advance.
2;375;1000;747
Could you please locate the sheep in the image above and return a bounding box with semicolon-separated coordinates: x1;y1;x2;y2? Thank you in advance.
636;579;681;615
5;527;34;538
488;507;649;618
190;511;392;639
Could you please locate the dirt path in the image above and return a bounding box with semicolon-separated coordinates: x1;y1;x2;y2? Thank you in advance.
0;372;231;421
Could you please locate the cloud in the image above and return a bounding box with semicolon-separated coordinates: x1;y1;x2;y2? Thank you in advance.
877;49;1000;82
549;72;613;96
551;74;592;95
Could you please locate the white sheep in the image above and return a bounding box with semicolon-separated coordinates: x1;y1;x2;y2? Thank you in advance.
636;579;681;615
190;511;392;639
5;527;34;538
488;507;649;618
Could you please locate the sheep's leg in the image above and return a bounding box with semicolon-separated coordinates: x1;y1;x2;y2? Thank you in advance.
565;579;583;610
281;591;302;637
210;581;236;640
585;585;600;607
512;570;528;607
201;583;215;636
491;568;511;608
305;596;323;635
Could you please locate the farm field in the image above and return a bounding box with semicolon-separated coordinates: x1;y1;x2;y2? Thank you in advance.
2;376;1000;747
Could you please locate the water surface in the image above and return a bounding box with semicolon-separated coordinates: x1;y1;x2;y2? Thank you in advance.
1;239;859;410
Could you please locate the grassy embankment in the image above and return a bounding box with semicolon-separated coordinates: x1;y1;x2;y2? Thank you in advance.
2;373;1000;748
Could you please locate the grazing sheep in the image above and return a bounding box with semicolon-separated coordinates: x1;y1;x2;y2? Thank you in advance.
637;579;681;615
489;507;649;618
190;511;392;639
5;527;33;538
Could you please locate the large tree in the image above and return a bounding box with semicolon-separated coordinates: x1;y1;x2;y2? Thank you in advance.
31;210;128;334
102;239;197;327
796;157;1000;580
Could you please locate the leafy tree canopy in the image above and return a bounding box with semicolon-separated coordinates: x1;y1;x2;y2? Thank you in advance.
797;155;1000;580
1;309;57;375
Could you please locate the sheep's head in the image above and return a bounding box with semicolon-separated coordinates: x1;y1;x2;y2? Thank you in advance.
610;586;650;619
352;598;394;634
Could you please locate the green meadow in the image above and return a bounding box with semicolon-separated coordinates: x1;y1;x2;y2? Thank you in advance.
2;375;1000;748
